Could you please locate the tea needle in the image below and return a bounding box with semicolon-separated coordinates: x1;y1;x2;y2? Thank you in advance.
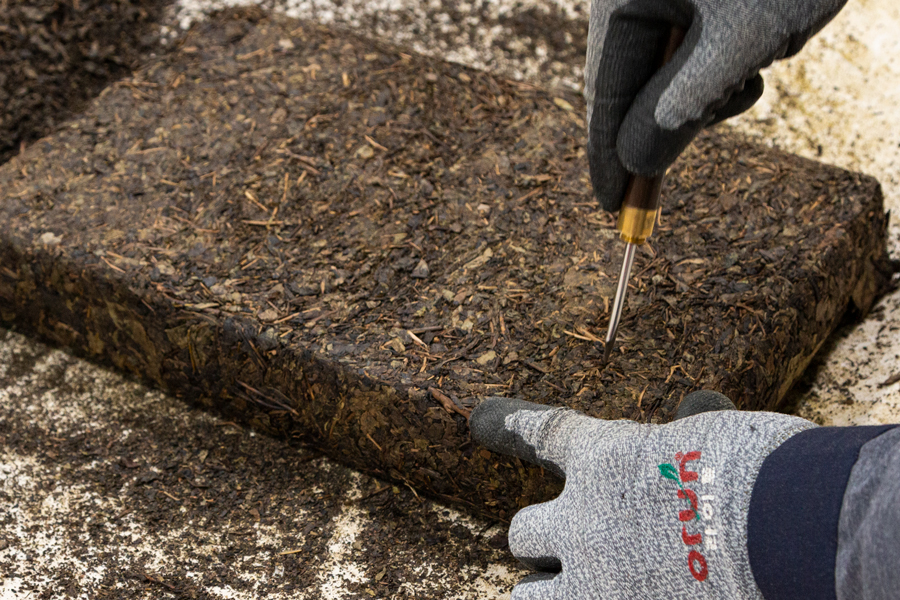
602;26;684;363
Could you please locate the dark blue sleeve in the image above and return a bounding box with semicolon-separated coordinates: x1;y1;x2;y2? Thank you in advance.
746;425;897;600
834;426;900;600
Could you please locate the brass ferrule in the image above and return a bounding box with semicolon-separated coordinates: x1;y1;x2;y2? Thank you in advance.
617;205;658;245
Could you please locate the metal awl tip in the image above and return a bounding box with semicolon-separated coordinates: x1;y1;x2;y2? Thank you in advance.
603;242;637;364
602;335;615;364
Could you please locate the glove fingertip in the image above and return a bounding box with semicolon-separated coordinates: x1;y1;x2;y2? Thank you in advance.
674;390;737;420
587;123;630;212
589;161;630;213
469;397;554;461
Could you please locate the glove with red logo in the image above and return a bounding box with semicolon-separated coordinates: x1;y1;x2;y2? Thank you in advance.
469;391;815;599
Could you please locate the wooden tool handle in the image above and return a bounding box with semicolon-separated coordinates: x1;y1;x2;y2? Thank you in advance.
617;26;686;245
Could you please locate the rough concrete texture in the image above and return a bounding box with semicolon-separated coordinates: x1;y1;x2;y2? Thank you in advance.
3;0;900;597
0;328;522;599
162;0;590;91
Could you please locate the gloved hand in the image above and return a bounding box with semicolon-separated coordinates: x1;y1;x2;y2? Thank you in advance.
469;391;816;599
586;0;847;211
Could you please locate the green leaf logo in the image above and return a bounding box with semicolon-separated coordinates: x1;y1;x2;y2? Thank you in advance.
658;463;686;492
659;462;700;521
658;463;680;482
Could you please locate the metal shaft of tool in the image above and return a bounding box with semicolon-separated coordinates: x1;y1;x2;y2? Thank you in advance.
604;242;637;362
602;25;685;363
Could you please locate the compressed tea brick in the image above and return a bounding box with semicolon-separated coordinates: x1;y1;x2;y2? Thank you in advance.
0;14;889;518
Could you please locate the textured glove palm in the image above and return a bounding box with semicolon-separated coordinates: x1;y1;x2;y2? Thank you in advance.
470;392;816;599
586;0;847;211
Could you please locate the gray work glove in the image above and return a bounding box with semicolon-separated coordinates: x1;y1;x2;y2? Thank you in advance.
586;0;847;211
469;391;816;599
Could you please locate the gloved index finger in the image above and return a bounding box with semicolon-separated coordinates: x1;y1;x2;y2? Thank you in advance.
469;397;592;478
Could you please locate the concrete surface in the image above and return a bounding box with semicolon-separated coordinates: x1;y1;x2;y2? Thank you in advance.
0;329;521;599
3;0;900;597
